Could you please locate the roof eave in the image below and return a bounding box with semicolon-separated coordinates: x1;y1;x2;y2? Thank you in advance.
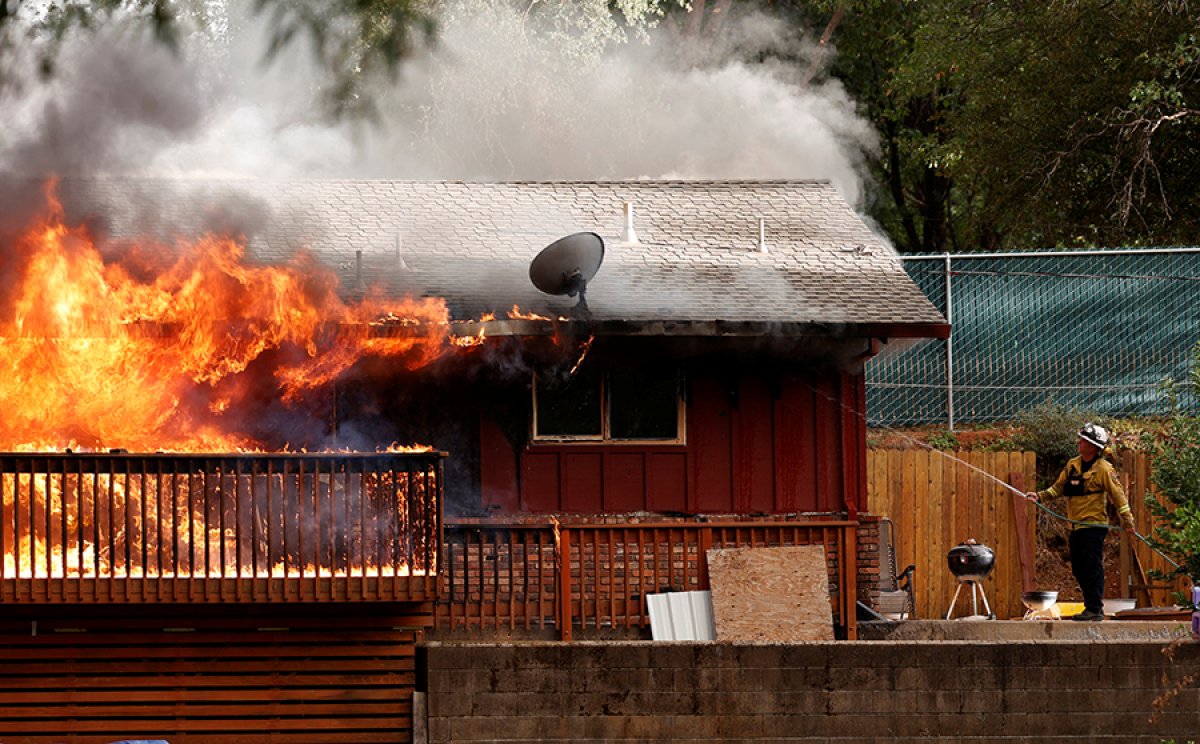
444;318;951;340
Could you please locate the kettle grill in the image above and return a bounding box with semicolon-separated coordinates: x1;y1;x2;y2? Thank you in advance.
944;539;996;620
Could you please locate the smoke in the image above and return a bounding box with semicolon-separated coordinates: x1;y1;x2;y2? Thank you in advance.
0;1;883;463
0;1;877;205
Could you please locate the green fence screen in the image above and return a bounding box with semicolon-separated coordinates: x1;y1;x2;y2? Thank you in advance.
866;248;1200;427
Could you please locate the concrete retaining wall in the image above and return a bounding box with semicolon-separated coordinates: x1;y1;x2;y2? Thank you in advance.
420;640;1200;742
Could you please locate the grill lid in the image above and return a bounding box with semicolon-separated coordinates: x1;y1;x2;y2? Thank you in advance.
946;539;995;582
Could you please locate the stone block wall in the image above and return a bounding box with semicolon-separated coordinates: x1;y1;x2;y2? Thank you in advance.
420;640;1200;742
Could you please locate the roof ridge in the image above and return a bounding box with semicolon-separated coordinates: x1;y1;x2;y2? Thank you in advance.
40;176;835;186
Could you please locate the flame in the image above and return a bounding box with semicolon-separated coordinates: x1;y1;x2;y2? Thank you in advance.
451;327;487;348
0;181;467;453
1;467;430;580
507;304;550;321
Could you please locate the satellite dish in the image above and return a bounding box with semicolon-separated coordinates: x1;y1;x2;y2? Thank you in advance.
529;232;604;315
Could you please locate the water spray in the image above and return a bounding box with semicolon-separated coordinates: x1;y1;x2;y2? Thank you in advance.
805;381;1182;569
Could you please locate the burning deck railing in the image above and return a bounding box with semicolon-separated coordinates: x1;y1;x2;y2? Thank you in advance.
0;452;443;603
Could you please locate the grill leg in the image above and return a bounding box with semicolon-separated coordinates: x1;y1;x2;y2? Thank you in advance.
944;583;965;620
976;583;994;618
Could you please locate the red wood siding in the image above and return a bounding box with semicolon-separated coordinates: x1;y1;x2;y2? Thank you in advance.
479;368;866;515
603;452;645;511
646;453;687;511
479;417;519;512
689;377;733;512
0;606;429;742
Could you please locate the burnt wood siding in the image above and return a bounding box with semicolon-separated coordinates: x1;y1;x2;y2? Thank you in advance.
479;370;866;515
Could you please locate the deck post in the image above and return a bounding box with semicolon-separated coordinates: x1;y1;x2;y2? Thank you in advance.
557;527;573;641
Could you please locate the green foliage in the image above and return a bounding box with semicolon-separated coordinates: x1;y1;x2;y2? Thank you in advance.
925;429;958;450
824;0;1200;251
252;0;437;118
1141;341;1200;584
969;435;1017;452
1012;400;1096;479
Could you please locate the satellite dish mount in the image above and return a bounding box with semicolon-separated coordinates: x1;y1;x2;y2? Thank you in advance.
529;232;605;318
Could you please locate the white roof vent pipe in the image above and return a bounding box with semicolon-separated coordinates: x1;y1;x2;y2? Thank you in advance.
757;217;768;254
621;201;639;244
354;249;366;291
395;233;409;270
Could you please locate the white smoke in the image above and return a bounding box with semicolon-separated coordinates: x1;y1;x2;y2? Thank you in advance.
1;1;877;206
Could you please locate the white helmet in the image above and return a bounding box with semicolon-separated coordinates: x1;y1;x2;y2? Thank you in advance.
1078;422;1109;449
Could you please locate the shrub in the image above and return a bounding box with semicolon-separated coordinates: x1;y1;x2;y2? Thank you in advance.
926;429;959;450
1012;400;1099;486
1141;342;1200;591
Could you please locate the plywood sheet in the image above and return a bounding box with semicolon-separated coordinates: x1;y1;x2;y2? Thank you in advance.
706;545;833;641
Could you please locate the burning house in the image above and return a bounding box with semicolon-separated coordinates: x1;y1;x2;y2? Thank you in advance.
0;177;945;741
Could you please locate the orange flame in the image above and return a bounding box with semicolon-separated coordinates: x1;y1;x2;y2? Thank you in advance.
0;181;463;453
507;304;551;321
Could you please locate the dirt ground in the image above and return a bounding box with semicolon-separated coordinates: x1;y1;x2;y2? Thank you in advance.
869;425;1125;601
1034;502;1125;601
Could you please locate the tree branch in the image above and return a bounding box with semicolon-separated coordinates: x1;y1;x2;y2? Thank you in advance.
800;6;846;87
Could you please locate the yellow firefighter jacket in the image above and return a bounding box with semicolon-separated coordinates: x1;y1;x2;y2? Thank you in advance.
1038;455;1135;531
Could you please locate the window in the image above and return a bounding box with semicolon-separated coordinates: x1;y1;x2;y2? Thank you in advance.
533;367;683;442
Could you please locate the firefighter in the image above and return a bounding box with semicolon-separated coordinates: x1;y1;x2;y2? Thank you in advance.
1025;423;1135;621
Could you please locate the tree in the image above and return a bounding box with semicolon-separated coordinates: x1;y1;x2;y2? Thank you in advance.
1;0;436;117
860;0;1200;251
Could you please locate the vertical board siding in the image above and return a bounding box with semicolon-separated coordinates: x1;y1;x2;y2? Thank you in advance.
732;377;775;513
603;453;646;512
497;371;866;515
646;453;687;512
478;416;519;512
519;453;560;512
689;377;734;513
867;449;1036;620
561;453;602;512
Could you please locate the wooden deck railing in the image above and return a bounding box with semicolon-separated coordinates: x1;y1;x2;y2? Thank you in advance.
0;452;443;603
436;519;859;640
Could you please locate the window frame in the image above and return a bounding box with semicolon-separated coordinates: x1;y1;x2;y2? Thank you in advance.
531;368;686;445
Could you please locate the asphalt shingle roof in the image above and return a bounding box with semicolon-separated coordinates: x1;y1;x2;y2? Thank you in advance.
54;179;947;337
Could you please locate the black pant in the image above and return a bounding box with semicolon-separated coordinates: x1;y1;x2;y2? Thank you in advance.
1070;527;1107;613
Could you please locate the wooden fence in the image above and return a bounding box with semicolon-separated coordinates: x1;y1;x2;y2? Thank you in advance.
867;450;1036;620
867;448;1190;619
1115;450;1191;607
435;519;860;639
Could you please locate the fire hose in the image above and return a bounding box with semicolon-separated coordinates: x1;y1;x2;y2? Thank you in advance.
1020;492;1181;569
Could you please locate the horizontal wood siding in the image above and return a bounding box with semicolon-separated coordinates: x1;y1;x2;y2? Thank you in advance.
0;608;429;743
482;370;865;515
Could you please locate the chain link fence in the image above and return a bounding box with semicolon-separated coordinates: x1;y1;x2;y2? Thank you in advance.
867;248;1200;427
